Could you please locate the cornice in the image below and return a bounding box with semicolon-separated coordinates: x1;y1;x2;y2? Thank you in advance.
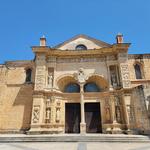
32;43;130;57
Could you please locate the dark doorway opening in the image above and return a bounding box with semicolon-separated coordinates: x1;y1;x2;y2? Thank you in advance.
65;103;81;133
85;103;102;133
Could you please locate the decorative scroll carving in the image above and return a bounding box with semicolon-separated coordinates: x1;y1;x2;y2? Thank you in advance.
32;106;40;123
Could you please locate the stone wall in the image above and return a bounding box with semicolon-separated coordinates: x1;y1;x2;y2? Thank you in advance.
131;86;150;133
128;54;150;117
0;62;34;132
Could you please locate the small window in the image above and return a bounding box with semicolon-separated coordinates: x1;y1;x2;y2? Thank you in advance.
75;44;87;50
134;64;142;79
25;68;32;83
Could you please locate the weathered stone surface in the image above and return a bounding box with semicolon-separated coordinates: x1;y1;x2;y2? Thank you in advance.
0;35;150;135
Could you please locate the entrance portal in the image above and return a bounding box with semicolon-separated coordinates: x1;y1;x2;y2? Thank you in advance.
85;103;102;133
65;103;81;133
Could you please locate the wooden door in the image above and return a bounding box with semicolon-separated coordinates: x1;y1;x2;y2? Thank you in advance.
65;103;81;133
85;103;102;133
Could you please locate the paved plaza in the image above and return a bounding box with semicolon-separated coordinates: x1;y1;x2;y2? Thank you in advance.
0;142;150;150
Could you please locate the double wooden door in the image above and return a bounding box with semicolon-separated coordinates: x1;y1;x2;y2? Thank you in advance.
65;102;101;133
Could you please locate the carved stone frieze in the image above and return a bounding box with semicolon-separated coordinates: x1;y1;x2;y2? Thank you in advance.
35;66;46;90
56;57;105;63
120;63;131;88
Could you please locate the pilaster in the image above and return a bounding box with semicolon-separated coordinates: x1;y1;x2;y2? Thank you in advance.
34;54;46;91
118;52;131;89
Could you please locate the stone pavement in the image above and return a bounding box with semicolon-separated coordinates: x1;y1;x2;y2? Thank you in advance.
0;142;150;150
0;134;150;150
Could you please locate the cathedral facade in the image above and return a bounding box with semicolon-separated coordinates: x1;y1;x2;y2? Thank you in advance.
0;34;150;134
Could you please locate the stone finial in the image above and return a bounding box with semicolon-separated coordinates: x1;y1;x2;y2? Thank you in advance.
40;35;46;46
116;33;123;44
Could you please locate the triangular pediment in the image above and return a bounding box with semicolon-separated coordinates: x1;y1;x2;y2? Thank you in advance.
54;34;111;50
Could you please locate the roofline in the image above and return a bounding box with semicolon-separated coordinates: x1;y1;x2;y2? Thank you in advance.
53;34;111;49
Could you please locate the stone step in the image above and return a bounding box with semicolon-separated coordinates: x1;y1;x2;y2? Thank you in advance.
0;134;150;143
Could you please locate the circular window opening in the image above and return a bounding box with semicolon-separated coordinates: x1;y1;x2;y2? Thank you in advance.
75;44;87;50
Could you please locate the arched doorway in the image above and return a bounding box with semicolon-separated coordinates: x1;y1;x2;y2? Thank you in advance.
57;74;108;133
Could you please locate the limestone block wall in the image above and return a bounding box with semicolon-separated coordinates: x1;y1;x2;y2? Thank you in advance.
0;62;34;132
128;54;150;116
131;86;150;132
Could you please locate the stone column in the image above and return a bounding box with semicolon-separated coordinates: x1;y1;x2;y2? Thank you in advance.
74;68;88;134
123;94;132;133
80;83;86;134
111;96;117;124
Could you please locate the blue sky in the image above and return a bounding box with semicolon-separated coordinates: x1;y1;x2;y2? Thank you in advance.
0;0;150;63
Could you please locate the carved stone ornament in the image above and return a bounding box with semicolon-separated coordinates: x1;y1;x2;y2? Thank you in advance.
123;80;131;88
74;68;88;84
120;63;131;88
32;106;40;123
35;66;45;90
